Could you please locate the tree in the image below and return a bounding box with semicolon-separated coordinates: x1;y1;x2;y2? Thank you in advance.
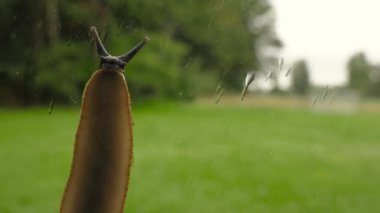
366;65;380;97
291;60;310;95
347;52;371;93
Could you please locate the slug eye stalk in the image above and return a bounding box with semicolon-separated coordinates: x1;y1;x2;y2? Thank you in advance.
89;26;149;71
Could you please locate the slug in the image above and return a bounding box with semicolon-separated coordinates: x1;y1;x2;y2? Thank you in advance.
60;26;149;213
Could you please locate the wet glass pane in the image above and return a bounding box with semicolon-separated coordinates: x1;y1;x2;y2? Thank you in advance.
0;0;379;212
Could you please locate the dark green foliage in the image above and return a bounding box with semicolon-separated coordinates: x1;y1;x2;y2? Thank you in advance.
347;52;380;97
347;52;371;92
367;66;380;97
0;0;279;105
35;41;96;103
291;60;310;95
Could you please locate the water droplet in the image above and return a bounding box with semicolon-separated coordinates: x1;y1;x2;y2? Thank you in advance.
265;69;273;81
269;151;273;156
327;89;337;105
312;96;319;106
285;64;293;76
16;71;19;75
322;85;329;100
69;96;77;104
208;15;215;28
10;33;16;40
179;92;183;96
241;72;255;101
257;186;268;197
278;58;284;71
185;178;192;186
215;88;224;104
48;98;55;114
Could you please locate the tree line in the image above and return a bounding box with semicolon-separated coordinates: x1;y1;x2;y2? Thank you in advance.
0;0;280;106
289;53;380;98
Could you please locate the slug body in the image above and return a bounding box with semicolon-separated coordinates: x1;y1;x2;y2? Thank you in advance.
60;27;148;213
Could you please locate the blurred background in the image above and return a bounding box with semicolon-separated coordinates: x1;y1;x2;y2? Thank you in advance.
0;0;380;212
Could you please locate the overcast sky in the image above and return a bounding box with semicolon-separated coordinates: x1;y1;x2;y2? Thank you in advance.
270;0;380;86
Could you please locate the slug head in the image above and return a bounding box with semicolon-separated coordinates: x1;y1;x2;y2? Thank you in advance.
99;55;126;71
90;26;149;72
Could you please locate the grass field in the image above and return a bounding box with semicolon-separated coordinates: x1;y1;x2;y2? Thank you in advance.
0;102;380;212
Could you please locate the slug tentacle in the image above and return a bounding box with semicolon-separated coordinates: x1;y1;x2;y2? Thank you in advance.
90;26;110;57
118;36;150;63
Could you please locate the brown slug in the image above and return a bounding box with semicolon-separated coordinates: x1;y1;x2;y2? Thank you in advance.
60;26;149;213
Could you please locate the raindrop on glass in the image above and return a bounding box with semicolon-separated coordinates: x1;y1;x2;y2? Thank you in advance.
322;85;329;100
70;96;77;104
241;72;255;101
285;64;293;77
312;96;319;106
278;58;284;71
215;88;224;104
10;33;16;40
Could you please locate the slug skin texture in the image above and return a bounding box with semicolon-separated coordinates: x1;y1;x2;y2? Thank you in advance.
61;70;133;213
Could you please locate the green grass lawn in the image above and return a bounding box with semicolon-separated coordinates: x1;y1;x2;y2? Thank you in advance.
0;103;380;212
